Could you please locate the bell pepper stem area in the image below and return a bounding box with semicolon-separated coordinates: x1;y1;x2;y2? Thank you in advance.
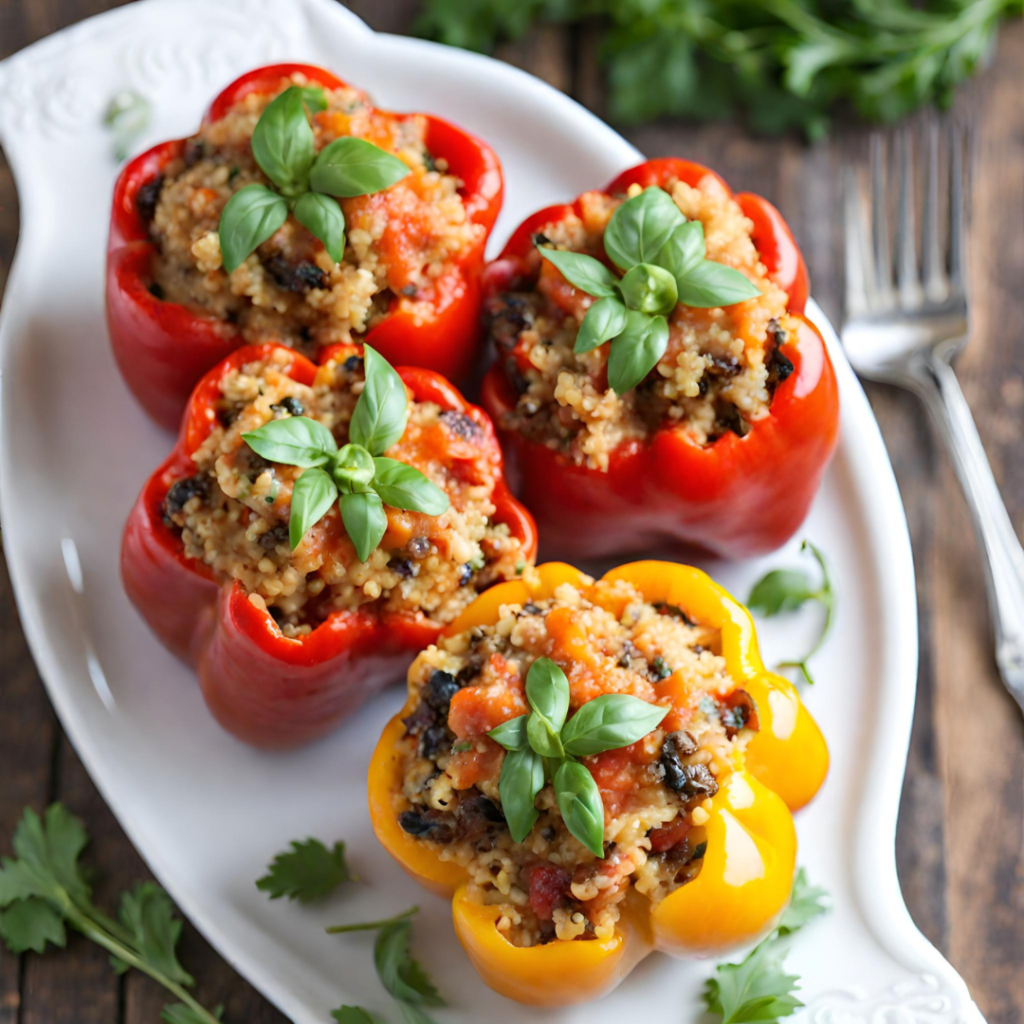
368;560;828;1005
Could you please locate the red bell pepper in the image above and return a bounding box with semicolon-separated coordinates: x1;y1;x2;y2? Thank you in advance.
107;63;503;431
121;343;537;749
480;158;838;560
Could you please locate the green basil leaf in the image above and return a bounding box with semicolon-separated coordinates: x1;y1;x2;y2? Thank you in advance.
606;311;670;395
554;761;605;858
538;247;620;299
561;695;669;756
293;191;346;264
372;458;450;516
251;87;316;194
526;713;564;760
675;260;762;308
498;746;545;843
349;345;409;456
603;186;685;271
525;657;570;733
332;443;376;494
243;416;338;468
748;569;817;616
289;468;339;550
619;262;678;315
218;185;288;273
311;137;410;198
297;86;327;115
340;489;387;563
575;296;628;354
653;220;706;283
488;715;529;751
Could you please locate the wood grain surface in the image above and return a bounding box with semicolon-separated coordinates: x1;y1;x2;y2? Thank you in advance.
1;2;1022;1020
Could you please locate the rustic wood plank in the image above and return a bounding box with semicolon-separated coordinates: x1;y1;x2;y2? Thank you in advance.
933;21;1024;1024
0;550;58;1024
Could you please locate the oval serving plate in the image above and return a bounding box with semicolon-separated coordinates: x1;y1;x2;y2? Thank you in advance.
0;0;986;1021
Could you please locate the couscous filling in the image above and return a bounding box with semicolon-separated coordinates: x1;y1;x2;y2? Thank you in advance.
394;575;759;946
488;177;797;470
160;349;527;636
139;74;482;352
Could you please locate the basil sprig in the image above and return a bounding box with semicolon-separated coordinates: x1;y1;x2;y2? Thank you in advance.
219;85;409;273
242;345;449;561
488;657;668;856
537;186;761;394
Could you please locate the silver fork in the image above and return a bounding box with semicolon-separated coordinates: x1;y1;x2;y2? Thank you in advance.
843;123;1024;714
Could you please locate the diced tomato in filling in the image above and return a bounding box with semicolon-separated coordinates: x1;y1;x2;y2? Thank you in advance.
447;654;527;739
587;742;651;817
446;743;503;790
528;864;572;921
647;816;691;854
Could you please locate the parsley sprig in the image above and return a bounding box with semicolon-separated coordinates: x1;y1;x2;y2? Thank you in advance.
256;837;353;903
489;657;668;856
538;186;759;394
0;805;222;1024
328;907;444;1024
748;540;834;685
218;86;409;272
705;867;829;1023
242;345;449;560
416;0;1018;138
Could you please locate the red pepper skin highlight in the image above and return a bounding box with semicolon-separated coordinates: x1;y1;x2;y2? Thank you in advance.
121;343;536;749
480;158;838;560
107;63;503;430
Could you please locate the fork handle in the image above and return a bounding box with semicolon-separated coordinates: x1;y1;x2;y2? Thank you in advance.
912;351;1024;711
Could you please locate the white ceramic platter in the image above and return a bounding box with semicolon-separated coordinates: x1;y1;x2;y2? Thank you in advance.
0;1;986;1021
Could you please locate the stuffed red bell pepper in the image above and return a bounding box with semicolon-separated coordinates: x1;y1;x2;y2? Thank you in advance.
481;158;839;560
108;63;503;430
121;341;536;748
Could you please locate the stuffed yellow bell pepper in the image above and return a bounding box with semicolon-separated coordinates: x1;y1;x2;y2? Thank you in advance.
368;561;828;1006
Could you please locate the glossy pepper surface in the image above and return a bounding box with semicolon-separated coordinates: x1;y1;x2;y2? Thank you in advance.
368;560;828;1005
481;158;839;560
121;342;536;749
107;63;503;430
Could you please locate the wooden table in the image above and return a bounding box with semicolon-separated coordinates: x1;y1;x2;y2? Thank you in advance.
1;2;1022;1020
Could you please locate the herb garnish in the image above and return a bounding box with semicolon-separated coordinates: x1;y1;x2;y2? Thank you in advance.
218;85;409;272
416;0;1017;138
328;906;444;1024
537;186;760;394
256;837;353;903
242;345;449;560
704;867;829;1023
747;540;834;685
0;805;223;1024
103;90;150;162
489;656;668;856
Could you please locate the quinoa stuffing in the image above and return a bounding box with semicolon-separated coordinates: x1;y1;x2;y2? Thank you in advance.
392;573;761;946
488;176;798;470
160;348;528;637
141;73;483;353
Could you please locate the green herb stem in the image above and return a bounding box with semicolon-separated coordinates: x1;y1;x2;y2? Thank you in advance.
326;907;419;934
64;903;219;1024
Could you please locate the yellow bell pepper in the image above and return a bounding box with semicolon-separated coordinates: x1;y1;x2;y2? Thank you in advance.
367;561;828;1006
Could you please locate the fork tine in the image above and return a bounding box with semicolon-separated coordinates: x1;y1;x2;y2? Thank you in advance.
844;163;871;319
896;128;923;307
870;133;894;307
949;122;966;295
921;116;946;302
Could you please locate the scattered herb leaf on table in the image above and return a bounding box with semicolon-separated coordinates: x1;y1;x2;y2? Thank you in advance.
415;0;1019;138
